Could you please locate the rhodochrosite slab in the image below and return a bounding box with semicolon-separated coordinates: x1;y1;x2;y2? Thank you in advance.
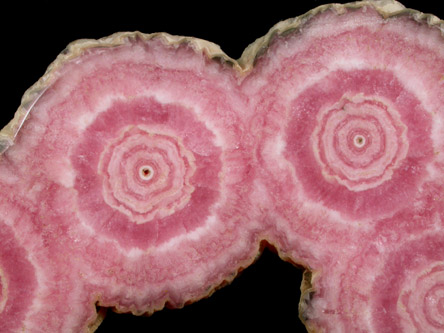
0;193;99;332
0;35;258;330
244;1;444;331
0;1;443;332
306;228;444;332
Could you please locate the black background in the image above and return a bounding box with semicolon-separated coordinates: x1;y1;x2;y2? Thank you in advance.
1;1;442;332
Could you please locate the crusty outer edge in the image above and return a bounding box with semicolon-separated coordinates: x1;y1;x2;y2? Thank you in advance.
299;269;322;333
0;32;240;154
0;1;442;155
239;0;443;70
87;306;107;333
247;2;441;332
0;1;443;332
92;238;264;319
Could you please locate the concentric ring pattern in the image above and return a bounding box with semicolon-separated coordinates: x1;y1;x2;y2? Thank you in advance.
98;125;196;224
312;93;408;192
73;95;223;249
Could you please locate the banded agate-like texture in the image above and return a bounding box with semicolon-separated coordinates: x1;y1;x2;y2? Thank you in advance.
0;1;442;332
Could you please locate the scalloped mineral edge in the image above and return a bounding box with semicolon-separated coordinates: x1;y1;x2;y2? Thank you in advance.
1;1;442;155
0;1;443;332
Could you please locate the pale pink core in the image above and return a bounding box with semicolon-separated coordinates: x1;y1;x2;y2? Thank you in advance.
72;97;222;249
312;94;408;191
284;69;433;218
353;134;366;148
99;125;196;224
139;165;154;180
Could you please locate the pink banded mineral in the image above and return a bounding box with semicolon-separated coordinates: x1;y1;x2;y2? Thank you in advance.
0;1;443;332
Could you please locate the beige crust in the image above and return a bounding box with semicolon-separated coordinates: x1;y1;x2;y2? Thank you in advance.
1;1;442;155
87;307;107;333
299;270;321;333
95;239;263;317
0;1;443;332
239;0;443;70
0;32;240;154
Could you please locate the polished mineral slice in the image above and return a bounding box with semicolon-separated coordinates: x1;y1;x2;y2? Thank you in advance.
244;1;444;331
0;1;442;332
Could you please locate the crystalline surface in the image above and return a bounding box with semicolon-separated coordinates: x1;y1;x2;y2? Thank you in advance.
0;1;443;332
